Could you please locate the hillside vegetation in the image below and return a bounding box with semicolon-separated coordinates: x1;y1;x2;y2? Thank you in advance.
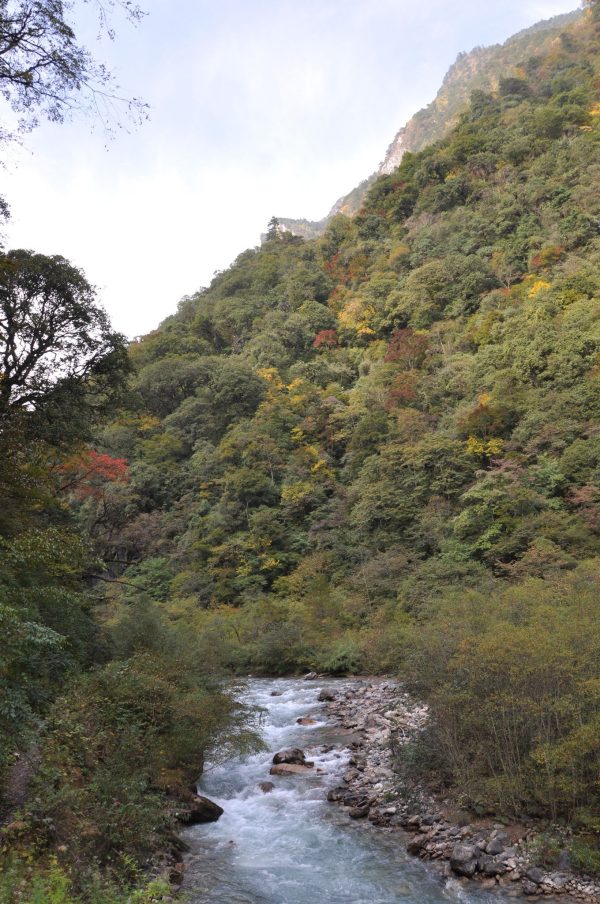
76;5;600;838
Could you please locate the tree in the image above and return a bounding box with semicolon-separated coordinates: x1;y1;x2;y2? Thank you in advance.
0;249;129;427
0;0;147;135
266;216;282;241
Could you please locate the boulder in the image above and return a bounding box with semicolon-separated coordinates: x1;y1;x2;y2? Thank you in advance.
270;691;283;697
272;747;307;765
318;689;335;702
270;763;314;776
349;805;370;819
407;835;428;856
259;781;275;793
340;792;370;808
479;855;508;877
450;843;478;877
176;794;223;825
525;867;544;885
169;862;185;886
304;672;318;680
486;831;510;855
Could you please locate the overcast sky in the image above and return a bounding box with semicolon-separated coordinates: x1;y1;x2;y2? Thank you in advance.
1;0;578;337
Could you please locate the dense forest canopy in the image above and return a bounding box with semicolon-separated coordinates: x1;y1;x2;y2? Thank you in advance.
87;2;600;828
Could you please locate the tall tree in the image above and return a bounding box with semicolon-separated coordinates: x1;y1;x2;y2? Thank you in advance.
0;249;129;439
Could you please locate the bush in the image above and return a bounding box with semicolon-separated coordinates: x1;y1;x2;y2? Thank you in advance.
0;858;172;904
402;562;600;820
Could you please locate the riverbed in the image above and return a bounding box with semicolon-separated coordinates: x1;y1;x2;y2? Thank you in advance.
182;678;524;904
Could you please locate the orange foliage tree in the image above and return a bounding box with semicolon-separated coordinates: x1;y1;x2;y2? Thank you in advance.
58;450;130;500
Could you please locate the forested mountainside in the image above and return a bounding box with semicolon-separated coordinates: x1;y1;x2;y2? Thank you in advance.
280;9;582;235
2;3;600;899
86;5;600;837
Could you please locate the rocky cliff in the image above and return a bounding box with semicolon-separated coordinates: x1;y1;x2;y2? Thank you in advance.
279;9;580;237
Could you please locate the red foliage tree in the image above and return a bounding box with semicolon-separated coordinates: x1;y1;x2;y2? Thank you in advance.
386;371;419;408
313;329;338;349
384;328;428;368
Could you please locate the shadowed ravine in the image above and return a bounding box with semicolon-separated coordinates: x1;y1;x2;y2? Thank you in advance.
182;679;525;904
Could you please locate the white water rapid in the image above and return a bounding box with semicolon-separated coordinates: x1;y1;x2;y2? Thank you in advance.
183;678;523;904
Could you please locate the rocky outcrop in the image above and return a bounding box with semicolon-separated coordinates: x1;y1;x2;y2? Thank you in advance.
277;10;581;237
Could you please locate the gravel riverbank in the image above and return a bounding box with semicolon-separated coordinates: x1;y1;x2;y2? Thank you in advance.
323;679;600;903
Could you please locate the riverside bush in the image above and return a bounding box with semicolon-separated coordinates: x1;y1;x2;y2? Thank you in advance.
401;562;600;820
0;860;172;904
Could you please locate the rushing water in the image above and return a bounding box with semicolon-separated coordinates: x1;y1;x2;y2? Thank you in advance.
183;678;523;904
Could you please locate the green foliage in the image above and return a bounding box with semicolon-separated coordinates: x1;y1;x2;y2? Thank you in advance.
76;8;600;840
0;857;171;904
25;599;260;875
0;250;130;446
400;563;600;820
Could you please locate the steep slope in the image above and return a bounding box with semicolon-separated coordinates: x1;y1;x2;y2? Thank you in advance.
81;5;600;841
280;9;581;234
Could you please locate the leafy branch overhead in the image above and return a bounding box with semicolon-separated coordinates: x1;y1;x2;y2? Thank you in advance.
0;0;148;135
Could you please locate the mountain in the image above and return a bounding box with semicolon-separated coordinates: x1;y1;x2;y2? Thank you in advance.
87;2;600;838
279;9;581;235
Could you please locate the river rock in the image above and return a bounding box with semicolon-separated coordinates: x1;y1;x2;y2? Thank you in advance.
525;867;544;885
259;781;275;793
273;747;307;765
297;717;317;725
349;804;371;819
450;844;478;877
270;691;282;696
479;855;508;877
318;689;335;702
407;835;428;856
270;763;314;776
176;794;223;825
169;862;185;886
304;672;318;680
486;831;510;855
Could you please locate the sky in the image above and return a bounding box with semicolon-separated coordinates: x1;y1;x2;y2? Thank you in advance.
1;0;579;338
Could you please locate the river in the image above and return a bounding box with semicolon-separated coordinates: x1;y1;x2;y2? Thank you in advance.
182;677;524;904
